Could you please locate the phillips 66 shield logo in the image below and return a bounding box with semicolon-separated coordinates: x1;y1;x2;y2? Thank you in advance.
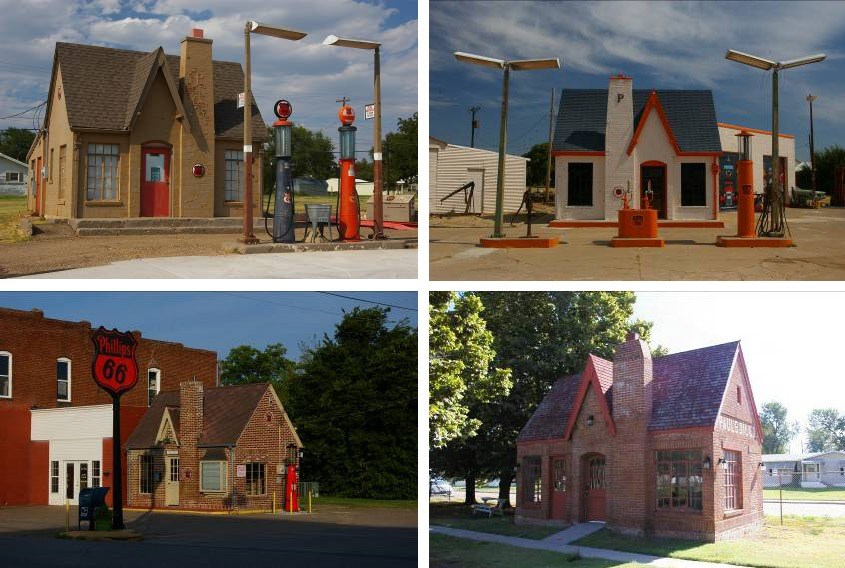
91;327;139;396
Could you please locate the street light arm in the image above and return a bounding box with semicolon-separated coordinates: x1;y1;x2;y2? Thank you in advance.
454;51;506;69
323;35;381;49
725;49;775;70
508;58;561;71
779;54;826;69
248;20;308;40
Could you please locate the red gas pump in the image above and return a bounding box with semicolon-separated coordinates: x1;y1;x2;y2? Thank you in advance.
337;99;360;241
735;131;756;238
285;464;299;513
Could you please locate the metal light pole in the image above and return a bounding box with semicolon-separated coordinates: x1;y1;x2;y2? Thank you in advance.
241;20;307;244
323;35;386;239
454;52;560;239
469;106;481;147
807;94;817;193
725;49;825;237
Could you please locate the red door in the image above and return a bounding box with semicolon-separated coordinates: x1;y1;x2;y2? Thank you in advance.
551;457;568;520
35;156;42;215
141;147;170;217
584;455;606;522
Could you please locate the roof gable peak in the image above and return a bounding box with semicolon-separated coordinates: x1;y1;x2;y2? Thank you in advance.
627;90;680;155
562;355;617;440
126;47;189;132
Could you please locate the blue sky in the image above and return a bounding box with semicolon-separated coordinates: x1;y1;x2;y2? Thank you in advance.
430;1;845;162
0;292;417;360
0;0;417;157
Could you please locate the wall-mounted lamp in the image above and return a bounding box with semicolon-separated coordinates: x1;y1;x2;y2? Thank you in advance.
759;462;765;470
717;457;727;469
703;456;712;469
586;415;595;427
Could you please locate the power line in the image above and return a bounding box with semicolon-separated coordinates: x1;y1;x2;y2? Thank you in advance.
316;292;417;312
0;101;46;120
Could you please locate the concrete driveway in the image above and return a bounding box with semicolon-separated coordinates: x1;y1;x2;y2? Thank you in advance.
0;505;417;567
20;249;418;279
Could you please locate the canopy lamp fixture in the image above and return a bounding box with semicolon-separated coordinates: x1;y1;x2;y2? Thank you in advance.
703;456;712;469
586;414;595;427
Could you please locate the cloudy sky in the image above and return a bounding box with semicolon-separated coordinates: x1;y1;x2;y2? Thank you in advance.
430;1;844;162
0;291;418;359
0;0;417;155
634;291;845;454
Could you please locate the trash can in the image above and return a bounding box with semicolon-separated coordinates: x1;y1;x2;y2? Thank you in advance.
78;487;110;531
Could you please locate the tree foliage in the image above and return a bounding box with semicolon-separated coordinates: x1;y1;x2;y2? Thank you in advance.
384;113;417;188
0;128;35;163
220;343;296;403
806;408;845;452
263;125;337;193
429;291;512;449
522;142;553;188
795;145;845;193
286;307;417;499
760;401;798;454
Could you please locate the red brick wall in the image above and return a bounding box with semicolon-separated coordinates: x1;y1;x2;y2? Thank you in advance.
0;307;218;410
0;403;33;505
28;441;49;505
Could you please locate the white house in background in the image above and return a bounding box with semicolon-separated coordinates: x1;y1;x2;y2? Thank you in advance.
553;76;723;222
717;123;795;200
429;136;528;215
761;451;845;488
0;152;28;196
326;177;374;196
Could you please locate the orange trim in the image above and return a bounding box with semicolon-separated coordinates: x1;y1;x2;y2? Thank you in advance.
562;357;616;441
717;122;794;139
552;150;605;156
627;91;681;155
610;74;632;80
641;160;666;167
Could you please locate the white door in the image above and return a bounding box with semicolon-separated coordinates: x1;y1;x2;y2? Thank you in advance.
64;461;90;505
803;463;820;482
165;457;180;506
467;169;485;213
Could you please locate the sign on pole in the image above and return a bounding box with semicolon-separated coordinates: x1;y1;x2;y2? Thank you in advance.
237;92;245;109
91;327;139;531
364;103;375;120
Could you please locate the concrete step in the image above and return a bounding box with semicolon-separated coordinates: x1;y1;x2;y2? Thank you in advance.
69;217;273;236
541;521;606;545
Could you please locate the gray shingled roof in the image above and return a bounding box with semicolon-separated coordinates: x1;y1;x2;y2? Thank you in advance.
552;89;721;153
53;42;267;140
517;341;741;442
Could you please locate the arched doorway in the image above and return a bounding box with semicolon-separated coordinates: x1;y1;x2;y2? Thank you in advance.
141;143;172;217
640;160;667;219
582;453;606;522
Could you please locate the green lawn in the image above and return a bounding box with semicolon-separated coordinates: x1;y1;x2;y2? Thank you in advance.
430;534;643;568
763;487;845;501
313;496;416;509
0;195;28;242
573;515;845;568
430;502;560;540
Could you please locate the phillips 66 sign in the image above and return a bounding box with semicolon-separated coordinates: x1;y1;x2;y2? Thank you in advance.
91;327;139;396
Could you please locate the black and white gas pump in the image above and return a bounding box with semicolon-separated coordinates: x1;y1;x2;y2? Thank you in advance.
267;99;295;243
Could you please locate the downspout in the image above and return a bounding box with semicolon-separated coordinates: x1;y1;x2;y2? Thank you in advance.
229;444;235;512
712;155;719;221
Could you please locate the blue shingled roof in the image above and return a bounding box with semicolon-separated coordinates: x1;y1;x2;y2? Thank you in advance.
517;341;741;442
552;89;722;153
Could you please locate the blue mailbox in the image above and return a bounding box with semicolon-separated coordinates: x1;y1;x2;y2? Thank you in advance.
78;487;110;531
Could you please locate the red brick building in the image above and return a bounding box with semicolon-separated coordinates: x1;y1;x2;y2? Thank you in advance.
0;307;217;507
516;332;763;541
125;381;301;511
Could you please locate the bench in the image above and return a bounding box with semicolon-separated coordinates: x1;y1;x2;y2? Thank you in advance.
471;498;507;518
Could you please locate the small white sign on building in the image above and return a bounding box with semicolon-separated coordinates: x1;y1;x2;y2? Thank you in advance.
237;92;245;109
236;465;246;478
364;104;375;120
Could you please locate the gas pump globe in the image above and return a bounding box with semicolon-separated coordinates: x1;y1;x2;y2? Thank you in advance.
269;99;295;243
274;100;293;158
735;130;756;238
737;130;753;162
337;100;360;241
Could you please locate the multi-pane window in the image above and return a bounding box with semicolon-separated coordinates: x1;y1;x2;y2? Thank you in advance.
86;143;120;201
80;463;89;491
245;462;266;496
50;461;59;493
656;450;703;511
140;454;154;494
4;172;21;181
553;457;567;491
681;163;706;206
92;460;101;488
148;369;160;406
0;352;10;398
588;457;606;490
568;163;593;206
224;150;244;201
724;450;741;510
200;461;227;492
58;145;67;198
169;458;179;482
56;358;70;402
522;455;542;505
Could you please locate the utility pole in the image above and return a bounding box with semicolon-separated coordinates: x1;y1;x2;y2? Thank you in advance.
807;94;817;193
469;106;481;147
544;88;555;203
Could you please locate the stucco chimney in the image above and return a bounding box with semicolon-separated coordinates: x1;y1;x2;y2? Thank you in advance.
604;75;635;217
612;328;653;418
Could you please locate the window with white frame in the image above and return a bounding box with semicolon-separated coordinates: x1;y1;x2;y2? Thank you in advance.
50;461;59;493
92;460;101;488
224;150;243;201
0;351;10;398
5;171;21;182
86;143;120;201
724;450;742;510
148;368;161;406
200;460;227;493
56;358;71;401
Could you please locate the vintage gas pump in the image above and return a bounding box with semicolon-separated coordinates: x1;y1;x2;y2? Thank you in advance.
736;130;755;238
269;99;295;243
337;98;360;241
285;443;300;512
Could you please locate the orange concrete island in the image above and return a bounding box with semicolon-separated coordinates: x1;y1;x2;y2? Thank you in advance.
480;237;559;248
610;208;665;247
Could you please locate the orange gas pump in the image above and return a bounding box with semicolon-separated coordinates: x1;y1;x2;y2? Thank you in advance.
337;99;360;241
735;131;756;238
285;464;299;512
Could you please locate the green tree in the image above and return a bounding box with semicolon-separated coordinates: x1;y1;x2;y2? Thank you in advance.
262;125;337;193
806;408;845;452
220;343;296;403
522;142;553;188
384;113;417;189
354;159;373;181
0;127;35;163
286;307;416;499
795;145;845;193
760;401;799;454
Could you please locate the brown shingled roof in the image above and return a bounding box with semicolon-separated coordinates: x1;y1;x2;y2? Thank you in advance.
52;42;266;140
125;391;179;449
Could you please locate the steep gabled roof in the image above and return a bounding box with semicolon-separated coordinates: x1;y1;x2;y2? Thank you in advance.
126;391;180;449
552;88;721;154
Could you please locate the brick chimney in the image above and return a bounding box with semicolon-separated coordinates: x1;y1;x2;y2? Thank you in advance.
604;75;635;216
612;330;653;418
179;380;204;445
178;28;215;216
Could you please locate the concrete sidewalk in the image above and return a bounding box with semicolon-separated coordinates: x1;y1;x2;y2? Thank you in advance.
20;249;418;279
430;525;743;568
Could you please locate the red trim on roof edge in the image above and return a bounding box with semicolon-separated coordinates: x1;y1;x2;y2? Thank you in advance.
627;91;681;156
562;356;617;440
